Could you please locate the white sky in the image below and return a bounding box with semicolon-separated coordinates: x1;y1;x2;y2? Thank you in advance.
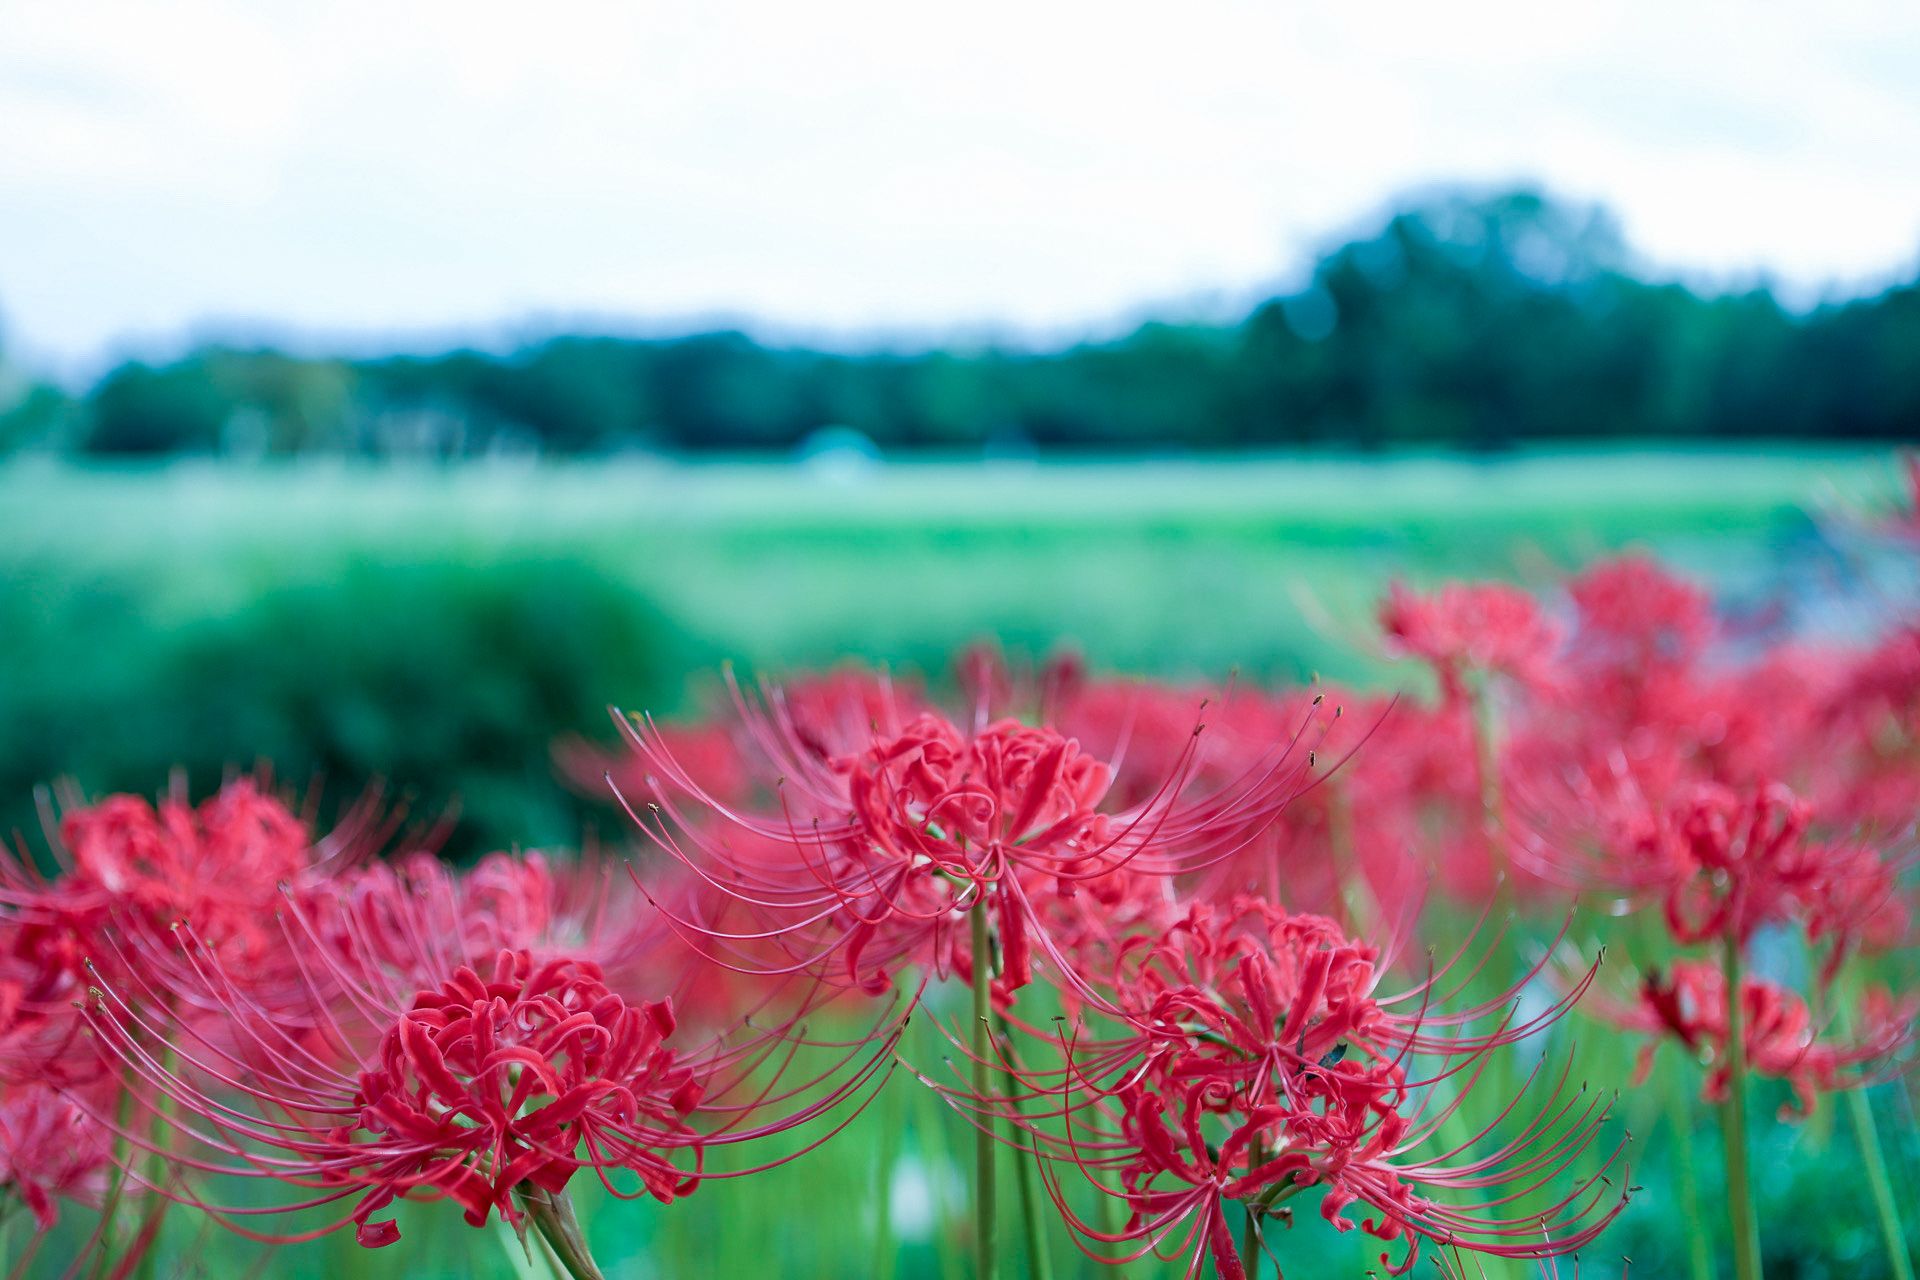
2;0;1918;373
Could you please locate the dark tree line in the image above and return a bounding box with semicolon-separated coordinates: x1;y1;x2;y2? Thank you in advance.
5;188;1918;457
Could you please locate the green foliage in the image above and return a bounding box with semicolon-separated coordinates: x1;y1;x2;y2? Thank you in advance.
0;553;673;859
0;449;1895;858
18;188;1919;460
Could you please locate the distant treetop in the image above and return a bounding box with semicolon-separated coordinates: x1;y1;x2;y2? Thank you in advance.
4;187;1917;457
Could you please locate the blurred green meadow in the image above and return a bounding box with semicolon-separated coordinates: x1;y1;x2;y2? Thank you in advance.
2;446;1917;1278
1;446;1900;857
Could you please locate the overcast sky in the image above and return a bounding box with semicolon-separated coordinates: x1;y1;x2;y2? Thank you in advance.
2;0;1918;373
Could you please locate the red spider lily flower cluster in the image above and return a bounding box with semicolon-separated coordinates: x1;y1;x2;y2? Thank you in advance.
1380;581;1561;701
615;661;1629;1278
0;778;895;1266
933;896;1625;1279
5;540;1916;1277
1593;959;1915;1120
615;668;1318;1003
0;779;351;1084
1366;558;1919;1122
83;941;714;1248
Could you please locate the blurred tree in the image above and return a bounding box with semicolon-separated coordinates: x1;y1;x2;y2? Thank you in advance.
0;375;72;454
40;186;1920;458
84;359;231;454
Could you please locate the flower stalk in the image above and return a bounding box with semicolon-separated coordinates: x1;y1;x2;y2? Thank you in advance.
1664;1072;1713;1280
517;1184;604;1280
1848;1084;1914;1280
970;900;998;1280
1719;936;1762;1280
994;1012;1052;1280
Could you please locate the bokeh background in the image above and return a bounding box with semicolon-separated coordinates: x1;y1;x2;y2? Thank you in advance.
2;1;1918;1275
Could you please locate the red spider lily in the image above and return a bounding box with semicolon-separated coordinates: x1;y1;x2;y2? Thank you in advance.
1524;775;1910;971
928;895;1625;1279
1595;959;1916;1119
616;670;1318;1002
0;1080;111;1230
0;779;392;1086
1379;581;1560;702
85;945;705;1247
1564;555;1715;678
62;782;315;963
1806;625;1920;833
1506;559;1918;885
1795;838;1913;983
77;852;902;1251
350;951;702;1243
1657;782;1814;948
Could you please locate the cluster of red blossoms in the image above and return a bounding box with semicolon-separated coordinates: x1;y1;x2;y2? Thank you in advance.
0;781;894;1271
1430;558;1920;1113
2;548;1914;1278
605;656;1632;1278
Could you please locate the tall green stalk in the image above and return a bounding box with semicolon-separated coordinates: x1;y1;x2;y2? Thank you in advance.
910;1048;968;1280
1239;1137;1264;1279
128;1043;178;1280
872;1073;903;1280
86;1071;140;1280
1820;966;1913;1280
1466;672;1510;894
1663;1071;1713;1280
1096;1181;1128;1280
970;901;998;1280
993;1012;1052;1280
1719;937;1762;1280
1848;1084;1915;1280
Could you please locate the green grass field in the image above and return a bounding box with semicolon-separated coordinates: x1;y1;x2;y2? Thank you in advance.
2;446;1900;855
2;447;1915;1278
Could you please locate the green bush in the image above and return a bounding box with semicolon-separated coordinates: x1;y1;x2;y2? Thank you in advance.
0;557;672;859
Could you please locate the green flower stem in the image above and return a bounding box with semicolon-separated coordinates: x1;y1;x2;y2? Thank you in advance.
1466;671;1511;895
872;1071;903;1280
1849;1081;1915;1280
1243;1180;1305;1279
86;1066;140;1280
992;1011;1052;1280
1719;937;1762;1280
1820;969;1912;1280
516;1184;604;1280
128;1042;178;1280
1663;1070;1713;1280
1096;1181;1128;1280
1240;1141;1268;1278
494;1213;550;1280
970;901;998;1280
4;1218;45;1280
909;1042;969;1280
